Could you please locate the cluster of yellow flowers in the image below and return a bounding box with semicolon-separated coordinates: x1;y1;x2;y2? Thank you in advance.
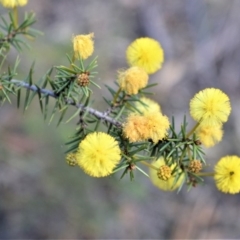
69;31;240;194
123;98;170;143
189;88;240;194
1;0;239;195
118;37;164;95
190;88;231;147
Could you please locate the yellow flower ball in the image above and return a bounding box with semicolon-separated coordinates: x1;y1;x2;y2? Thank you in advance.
196;122;223;148
126;37;164;74
118;66;149;95
123;115;147;142
214;156;240;194
123;112;169;143
76;132;121;177
149;157;184;191
0;0;27;7
143;112;170;143
73;33;94;60
190;88;231;125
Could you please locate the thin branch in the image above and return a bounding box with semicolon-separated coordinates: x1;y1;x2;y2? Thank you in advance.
11;79;57;97
10;79;123;128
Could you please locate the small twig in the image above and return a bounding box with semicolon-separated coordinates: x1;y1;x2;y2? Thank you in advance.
11;79;57;97
10;79;123;128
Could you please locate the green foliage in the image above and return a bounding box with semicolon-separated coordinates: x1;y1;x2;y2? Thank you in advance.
0;11;41;51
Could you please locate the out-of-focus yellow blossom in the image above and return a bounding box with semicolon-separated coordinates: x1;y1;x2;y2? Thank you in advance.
126;37;164;74
132;97;161;115
0;0;27;8
196;123;223;148
149;157;184;191
190;88;231;126
73;33;94;60
118;66;148;95
76;132;121;177
214;155;240;194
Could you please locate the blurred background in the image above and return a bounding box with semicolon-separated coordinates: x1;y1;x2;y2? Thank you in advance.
1;0;240;238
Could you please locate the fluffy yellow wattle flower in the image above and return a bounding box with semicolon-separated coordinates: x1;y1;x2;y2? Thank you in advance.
190;88;231;125
118;66;149;95
76;132;121;177
143;112;170;143
149;157;184;191
0;0;27;7
123;115;147;142
123;112;169;143
196;123;223;148
214;156;240;194
126;37;164;74
72;33;94;60
132;97;161;115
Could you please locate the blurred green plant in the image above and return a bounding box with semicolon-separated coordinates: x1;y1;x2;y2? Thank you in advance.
0;0;239;195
